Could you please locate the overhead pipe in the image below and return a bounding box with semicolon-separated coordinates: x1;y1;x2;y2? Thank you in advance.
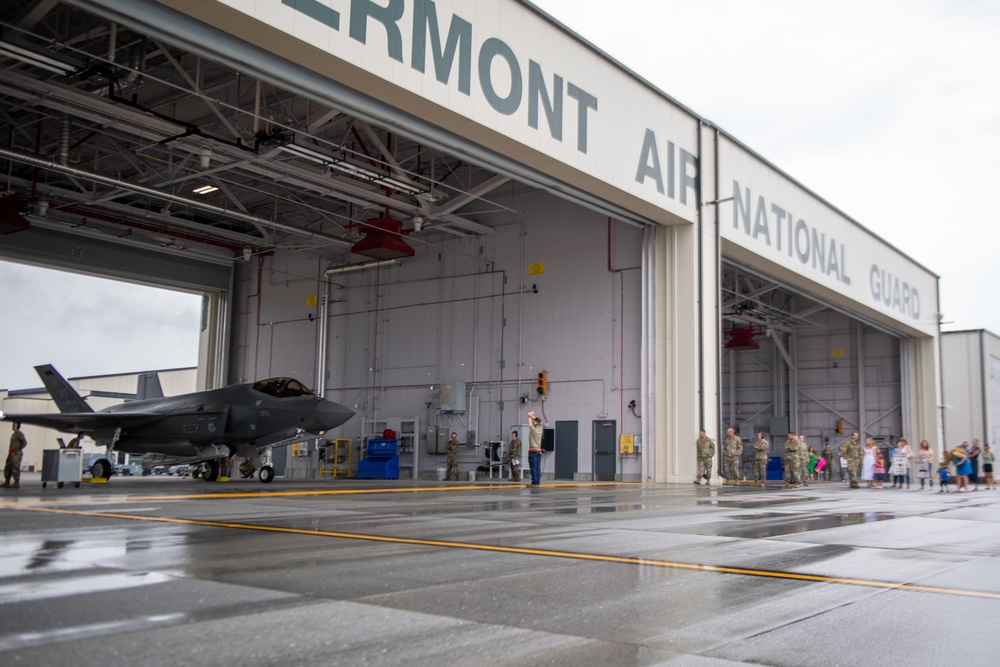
316;259;402;396
0;146;353;248
58;116;70;165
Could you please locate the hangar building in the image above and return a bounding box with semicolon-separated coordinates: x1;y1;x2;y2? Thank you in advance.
0;0;941;482
941;330;1000;447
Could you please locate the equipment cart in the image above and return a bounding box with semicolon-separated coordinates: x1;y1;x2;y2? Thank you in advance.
41;449;83;489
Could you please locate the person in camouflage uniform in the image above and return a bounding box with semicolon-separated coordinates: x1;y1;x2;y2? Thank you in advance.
840;432;863;489
753;432;770;487
798;435;811;487
722;428;743;485
446;431;460;481
694;430;715;485
238;457;256;479
783;431;800;488
507;430;522;482
2;422;27;489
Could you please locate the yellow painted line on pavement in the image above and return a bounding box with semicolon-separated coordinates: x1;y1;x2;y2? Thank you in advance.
19;505;1000;601
0;481;625;507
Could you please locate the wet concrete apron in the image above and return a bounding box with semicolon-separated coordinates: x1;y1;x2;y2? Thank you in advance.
0;475;997;666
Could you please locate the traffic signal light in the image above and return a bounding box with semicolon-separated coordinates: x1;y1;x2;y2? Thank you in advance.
836;419;843;433
536;371;548;396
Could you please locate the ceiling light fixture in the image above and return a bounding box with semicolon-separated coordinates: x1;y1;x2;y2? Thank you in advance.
192;184;219;195
0;40;77;75
279;141;425;194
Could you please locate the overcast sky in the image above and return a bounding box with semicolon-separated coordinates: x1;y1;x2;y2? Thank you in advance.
2;0;998;390
0;262;201;391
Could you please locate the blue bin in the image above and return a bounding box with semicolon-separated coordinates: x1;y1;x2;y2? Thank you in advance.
766;455;783;480
357;439;400;479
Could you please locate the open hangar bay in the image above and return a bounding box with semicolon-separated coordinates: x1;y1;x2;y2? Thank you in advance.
0;1;964;663
1;477;999;666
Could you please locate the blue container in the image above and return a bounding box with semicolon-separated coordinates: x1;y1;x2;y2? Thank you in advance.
357;439;400;479
766;455;783;480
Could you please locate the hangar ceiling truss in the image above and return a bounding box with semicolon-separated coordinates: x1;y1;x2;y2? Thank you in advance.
0;0;512;265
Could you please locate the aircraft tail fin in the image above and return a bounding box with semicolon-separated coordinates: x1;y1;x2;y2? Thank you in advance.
137;372;163;400
34;365;94;414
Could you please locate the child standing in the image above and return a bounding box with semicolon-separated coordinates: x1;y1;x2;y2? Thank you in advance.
873;448;886;489
937;459;950;492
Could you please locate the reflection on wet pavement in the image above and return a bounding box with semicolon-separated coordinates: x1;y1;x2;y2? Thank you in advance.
682;511;897;538
1;476;998;667
696;498;816;508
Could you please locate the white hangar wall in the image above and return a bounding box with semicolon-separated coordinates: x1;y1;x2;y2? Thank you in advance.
941;330;1000;446
230;187;644;479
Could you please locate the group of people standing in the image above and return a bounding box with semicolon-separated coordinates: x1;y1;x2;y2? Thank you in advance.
693;428;996;492
694;428;833;488
938;439;996;493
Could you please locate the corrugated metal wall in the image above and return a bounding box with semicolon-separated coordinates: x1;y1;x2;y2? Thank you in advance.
230;188;644;477
722;307;904;450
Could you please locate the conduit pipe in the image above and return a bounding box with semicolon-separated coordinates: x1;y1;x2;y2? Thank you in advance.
316;259;402;395
58;116;70;166
0;146;354;248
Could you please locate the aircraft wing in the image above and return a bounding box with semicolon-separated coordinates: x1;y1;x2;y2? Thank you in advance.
1;412;165;433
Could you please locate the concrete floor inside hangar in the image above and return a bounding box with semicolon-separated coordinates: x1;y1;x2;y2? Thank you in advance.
0;474;998;666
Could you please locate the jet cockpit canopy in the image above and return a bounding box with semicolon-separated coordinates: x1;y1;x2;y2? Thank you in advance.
252;377;315;398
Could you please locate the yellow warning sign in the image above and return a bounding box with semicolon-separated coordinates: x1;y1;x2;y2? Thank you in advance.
529;262;545;276
306;295;318;307
620;434;635;454
832;348;845;358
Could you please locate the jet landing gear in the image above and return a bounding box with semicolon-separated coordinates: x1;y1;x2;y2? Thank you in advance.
90;458;113;480
193;460;222;482
259;465;274;483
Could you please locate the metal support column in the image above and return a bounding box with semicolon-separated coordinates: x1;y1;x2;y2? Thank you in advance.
857;321;867;438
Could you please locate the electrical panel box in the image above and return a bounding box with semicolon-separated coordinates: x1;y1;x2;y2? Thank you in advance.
440;382;466;413
426;426;442;454
770;416;789;438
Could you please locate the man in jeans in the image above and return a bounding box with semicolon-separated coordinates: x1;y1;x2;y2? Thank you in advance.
527;412;543;486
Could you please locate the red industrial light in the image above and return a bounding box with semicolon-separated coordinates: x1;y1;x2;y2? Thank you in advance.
725;327;760;350
348;216;415;260
0;194;31;235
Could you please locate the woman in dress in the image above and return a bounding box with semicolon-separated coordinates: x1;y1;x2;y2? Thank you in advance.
808;446;818;482
916;440;934;489
862;439;876;488
950;445;971;492
983;444;995;490
892;437;912;488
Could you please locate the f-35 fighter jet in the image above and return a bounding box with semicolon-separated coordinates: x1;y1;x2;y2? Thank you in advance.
1;365;354;483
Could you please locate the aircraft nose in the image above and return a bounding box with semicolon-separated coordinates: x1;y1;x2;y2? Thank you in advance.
315;400;354;431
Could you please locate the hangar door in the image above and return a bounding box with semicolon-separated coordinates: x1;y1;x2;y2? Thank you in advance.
720;263;905;461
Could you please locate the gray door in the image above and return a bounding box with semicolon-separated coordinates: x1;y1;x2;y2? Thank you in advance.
593;420;617;481
555;421;578;480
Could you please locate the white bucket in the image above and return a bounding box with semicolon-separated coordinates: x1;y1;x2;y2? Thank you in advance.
468;470;476;481
436;467;446;481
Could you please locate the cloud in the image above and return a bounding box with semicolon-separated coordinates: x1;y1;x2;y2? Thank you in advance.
0;262;201;390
